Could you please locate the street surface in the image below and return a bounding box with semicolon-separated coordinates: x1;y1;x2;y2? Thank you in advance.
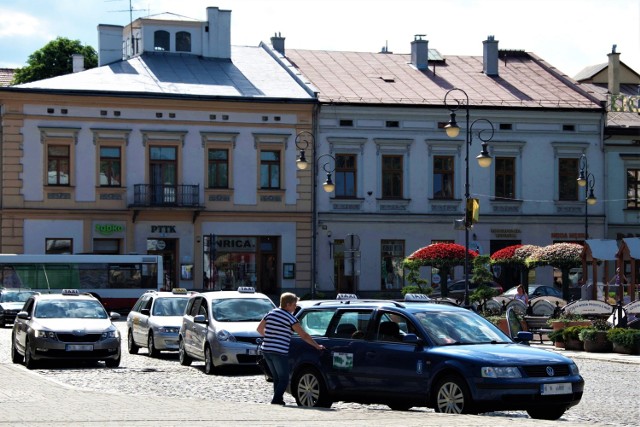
0;321;637;426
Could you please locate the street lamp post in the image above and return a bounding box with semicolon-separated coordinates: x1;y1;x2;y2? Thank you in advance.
444;88;494;308
577;154;597;240
295;131;335;299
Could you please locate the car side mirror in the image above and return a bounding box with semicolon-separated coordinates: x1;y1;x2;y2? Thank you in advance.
194;314;207;324
17;311;29;320
515;331;533;345
141;308;151;316
110;312;121;321
402;333;424;349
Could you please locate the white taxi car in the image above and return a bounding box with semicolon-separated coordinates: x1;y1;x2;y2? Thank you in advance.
178;287;275;374
127;288;196;357
10;289;121;369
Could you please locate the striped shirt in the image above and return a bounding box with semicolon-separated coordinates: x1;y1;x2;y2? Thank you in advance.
261;308;298;355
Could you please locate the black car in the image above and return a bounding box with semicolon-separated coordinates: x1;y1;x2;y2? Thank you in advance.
287;300;583;419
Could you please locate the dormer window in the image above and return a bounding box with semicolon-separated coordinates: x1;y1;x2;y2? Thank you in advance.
154;30;170;51
176;31;191;52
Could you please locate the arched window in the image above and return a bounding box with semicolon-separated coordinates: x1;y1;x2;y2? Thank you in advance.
176;31;191;52
154;30;170;51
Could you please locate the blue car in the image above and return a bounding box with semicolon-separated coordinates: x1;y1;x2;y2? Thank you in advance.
288;300;583;420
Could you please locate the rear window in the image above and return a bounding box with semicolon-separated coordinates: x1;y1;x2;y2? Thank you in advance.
211;298;274;322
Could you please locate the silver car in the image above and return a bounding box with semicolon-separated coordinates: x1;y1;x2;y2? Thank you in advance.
0;289;37;327
127;288;195;357
10;289;121;369
178;287;276;374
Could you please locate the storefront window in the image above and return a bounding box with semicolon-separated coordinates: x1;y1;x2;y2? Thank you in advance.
203;235;260;291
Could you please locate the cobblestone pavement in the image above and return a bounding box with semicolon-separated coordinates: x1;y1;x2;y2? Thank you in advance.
0;321;638;426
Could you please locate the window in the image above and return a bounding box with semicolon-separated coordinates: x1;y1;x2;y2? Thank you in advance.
382;155;403;199
433;156;454;199
260;150;280;189
47;145;70;186
335;154;356;198
381;240;404;290
154;30;170;51
208;149;229;189
627;169;640;209
175;31;191;52
150;146;177;204
45;239;72;254
100;147;121;187
559;158;579;201
495;157;515;199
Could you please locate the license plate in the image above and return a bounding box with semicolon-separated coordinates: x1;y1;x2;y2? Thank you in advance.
246;349;257;355
541;382;572;395
66;344;93;351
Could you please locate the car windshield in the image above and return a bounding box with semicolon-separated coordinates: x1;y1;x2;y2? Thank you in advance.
35;299;108;319
1;291;34;303
152;297;188;316
211;298;274;322
413;310;509;345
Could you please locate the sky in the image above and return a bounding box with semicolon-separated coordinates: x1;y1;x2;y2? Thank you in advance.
0;0;638;78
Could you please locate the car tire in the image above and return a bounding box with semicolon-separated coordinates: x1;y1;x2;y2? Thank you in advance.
127;330;139;354
204;345;217;375
105;349;121;368
293;368;333;408
433;375;474;414
147;332;159;358
24;338;37;370
10;334;23;364
178;338;192;366
526;405;566;420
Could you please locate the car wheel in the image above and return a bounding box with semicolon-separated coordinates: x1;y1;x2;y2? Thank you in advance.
433;375;473;414
24;339;37;370
127;330;139;354
10;334;23;364
293;368;333;408
178;338;192;366
105;349;121;368
147;332;159;358
526;405;566;420
204;345;217;375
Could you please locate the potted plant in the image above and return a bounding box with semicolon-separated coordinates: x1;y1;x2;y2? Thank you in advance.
578;319;612;353
607;328;640;355
548;328;565;349
548;313;591;331
562;325;589;351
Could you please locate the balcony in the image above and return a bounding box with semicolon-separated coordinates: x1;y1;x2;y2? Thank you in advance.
131;184;202;208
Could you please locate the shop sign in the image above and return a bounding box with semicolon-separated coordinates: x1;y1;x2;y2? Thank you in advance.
490;228;520;238
564;300;613;316
95;223;124;236
551;232;585;239
215;237;256;252
151;225;176;233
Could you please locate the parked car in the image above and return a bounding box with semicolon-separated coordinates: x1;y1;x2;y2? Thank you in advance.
500;284;562;300
430;279;502;301
10;289;121;369
127;288;196;357
288;300;583;419
178;287;276;374
0;288;37;327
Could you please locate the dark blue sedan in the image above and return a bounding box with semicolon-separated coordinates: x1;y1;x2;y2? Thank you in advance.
288;301;583;420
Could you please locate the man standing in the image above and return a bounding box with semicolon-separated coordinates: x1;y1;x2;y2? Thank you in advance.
257;292;324;405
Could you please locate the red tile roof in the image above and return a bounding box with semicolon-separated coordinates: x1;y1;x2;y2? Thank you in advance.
285;49;601;109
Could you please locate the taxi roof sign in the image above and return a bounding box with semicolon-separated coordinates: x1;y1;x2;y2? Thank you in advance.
237;286;256;293
336;293;358;300
172;288;188;294
62;289;80;295
404;293;430;301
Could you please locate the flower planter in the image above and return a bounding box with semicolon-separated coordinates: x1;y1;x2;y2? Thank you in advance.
554;341;565;349
612;342;640;355
583;331;613;353
564;338;584;351
551;320;591;331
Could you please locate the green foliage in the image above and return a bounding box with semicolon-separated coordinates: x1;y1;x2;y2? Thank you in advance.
12;37;98;84
548;329;565;343
591;318;612;331
547;312;585;326
562;325;590;341
401;285;432;296
482;314;504;327
470;255;494;285
402;259;429;294
607;328;640;348
578;328;609;342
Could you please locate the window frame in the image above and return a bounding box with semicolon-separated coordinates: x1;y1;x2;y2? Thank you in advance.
558;157;579;201
47;144;71;186
175;31;191;52
494;157;516;200
433;155;455;199
627;168;640;209
381;154;404;199
335;153;357;198
381;239;405;290
260;149;281;190
207;148;229;189
154;30;170;51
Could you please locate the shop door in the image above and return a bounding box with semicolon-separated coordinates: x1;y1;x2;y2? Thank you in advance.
148;238;177;290
149;146;177;205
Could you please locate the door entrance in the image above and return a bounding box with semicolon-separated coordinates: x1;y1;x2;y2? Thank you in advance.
148;238;177;290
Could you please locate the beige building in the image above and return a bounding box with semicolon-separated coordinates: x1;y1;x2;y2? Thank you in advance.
0;7;316;299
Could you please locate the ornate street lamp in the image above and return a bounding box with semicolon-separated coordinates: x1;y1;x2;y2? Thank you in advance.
577;154;596;239
444;88;495;308
295;131;336;299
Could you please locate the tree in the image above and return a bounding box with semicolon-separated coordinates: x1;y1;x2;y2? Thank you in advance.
526;243;583;301
11;37;98;84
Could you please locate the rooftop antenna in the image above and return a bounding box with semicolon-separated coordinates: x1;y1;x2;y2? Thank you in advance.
106;0;146;56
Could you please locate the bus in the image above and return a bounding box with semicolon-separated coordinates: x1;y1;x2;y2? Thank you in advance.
0;254;163;312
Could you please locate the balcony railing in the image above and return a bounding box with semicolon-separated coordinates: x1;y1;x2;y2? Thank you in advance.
132;184;201;207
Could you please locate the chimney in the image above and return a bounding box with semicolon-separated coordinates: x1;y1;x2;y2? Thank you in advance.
98;24;124;66
483;35;499;77
411;35;429;70
271;33;285;55
204;7;231;59
72;54;84;73
608;44;620;95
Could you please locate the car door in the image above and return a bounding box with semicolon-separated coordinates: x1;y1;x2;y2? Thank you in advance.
351;310;428;399
13;297;35;354
185;296;208;360
132;295;152;346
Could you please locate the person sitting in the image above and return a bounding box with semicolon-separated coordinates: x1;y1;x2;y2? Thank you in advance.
514;284;529;305
378;321;402;342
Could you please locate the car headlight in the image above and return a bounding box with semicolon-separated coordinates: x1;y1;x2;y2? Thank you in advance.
34;329;57;339
101;329;119;339
481;366;522;378
216;329;237;342
569;363;580;376
158;327;180;334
